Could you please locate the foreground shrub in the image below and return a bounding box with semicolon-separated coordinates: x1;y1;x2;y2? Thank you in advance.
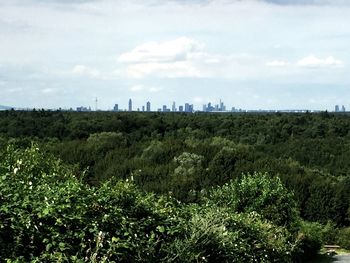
296;221;323;260
337;227;350;250
203;172;300;230
165;206;296;263
0;144;180;262
0;144;321;262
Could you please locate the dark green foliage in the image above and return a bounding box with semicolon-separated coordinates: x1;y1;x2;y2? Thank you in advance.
0;111;350;226
203;173;299;230
0;144;181;262
165;207;296;263
0;145;307;262
336;227;350;249
1;110;350;260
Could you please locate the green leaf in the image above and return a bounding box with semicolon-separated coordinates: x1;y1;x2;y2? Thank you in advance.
157;225;165;233
112;237;119;243
42;208;50;216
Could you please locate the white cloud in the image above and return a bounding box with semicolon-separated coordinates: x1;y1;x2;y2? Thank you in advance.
297;55;344;67
41;87;57;94
71;65;101;78
266;60;289;67
149;87;162;92
193;96;204;103
118;37;205;78
118;37;203;63
117;37;265;79
130;84;144;92
125;61;201;78
129;84;163;93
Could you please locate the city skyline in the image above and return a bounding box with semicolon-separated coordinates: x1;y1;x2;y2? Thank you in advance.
1;0;350;111
1;95;348;113
72;98;346;113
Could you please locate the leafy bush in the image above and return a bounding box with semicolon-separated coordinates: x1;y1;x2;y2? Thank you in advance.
87;132;126;154
337;227;350;249
296;221;323;260
165;206;296;263
0;144;320;262
204;172;300;230
0;144;180;262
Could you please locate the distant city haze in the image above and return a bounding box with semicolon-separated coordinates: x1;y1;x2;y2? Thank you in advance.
74;98;346;113
0;0;350;111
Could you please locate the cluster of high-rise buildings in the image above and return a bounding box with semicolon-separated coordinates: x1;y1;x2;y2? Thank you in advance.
75;99;348;113
113;99;194;113
99;98;242;113
111;99;241;113
335;105;346;112
202;100;227;112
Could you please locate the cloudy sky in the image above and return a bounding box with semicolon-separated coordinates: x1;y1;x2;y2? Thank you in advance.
0;0;350;110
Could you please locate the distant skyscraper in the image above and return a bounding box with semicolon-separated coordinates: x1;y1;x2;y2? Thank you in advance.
184;103;193;113
172;101;176;112
342;105;346;112
335;105;340;112
219;99;226;111
185;103;190;112
162;105;170;112
146;101;151;112
113;104;119;111
128;99;132;111
202;104;207;112
207;102;214;112
179;105;184;112
142;106;145;111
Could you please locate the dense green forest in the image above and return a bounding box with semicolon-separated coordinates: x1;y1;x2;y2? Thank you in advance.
1;110;350;262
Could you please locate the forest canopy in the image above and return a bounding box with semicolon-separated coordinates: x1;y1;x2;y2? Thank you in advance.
1;110;350;261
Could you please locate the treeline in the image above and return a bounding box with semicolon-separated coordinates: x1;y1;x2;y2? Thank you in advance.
0;110;349;226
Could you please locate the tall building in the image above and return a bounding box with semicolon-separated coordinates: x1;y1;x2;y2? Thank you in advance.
113;104;119;111
342;105;346;112
184;103;193;113
162;105;170;112
206;102;214;112
142;106;145;111
172;101;176;112
219;100;226;111
128;99;132;111
146;101;151;112
335;105;340;112
185;103;190;112
179;105;184;112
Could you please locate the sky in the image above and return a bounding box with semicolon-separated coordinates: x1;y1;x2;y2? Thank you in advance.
0;0;350;111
